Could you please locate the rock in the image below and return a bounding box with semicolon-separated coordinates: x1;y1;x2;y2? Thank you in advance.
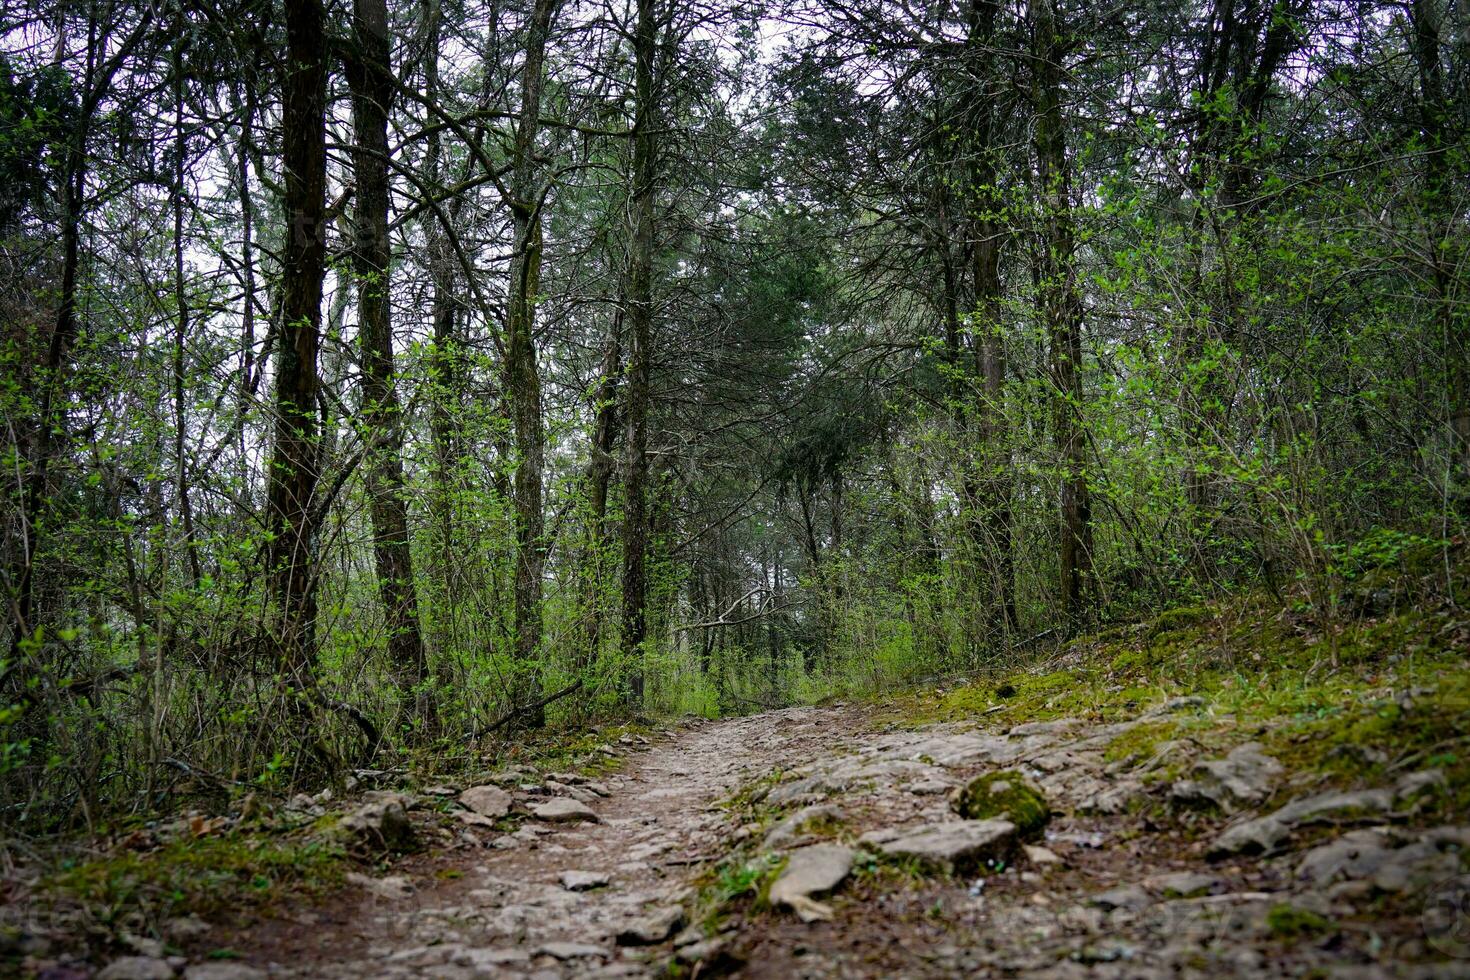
182;965;267;980
1395;768;1446;804
1210;814;1290;857
345;871;414;900
1145;870;1221;897
951;771;1049;838
763;804;841;850
1170;742;1283;812
1275;787;1394;824
617;907;686;946
97;957;174;980
862;819;1016;875
454;810;498;829
340;798;417;852
1009;718;1083;737
1143;696;1205;717
1298;826;1461;894
908;778;952;795
459;785;512;818
162;916;209;941
676;937;741;971
459;948;531;968
1023;844;1063;866
1089;884;1153;911
1210;786;1402;857
768;773;849;805
769;844;854;922
122;934;165;958
559;869;610;891
536;941;605;959
532;798;599;823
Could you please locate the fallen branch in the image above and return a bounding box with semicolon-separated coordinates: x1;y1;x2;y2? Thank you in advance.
323;698;382;762
486;679;583;733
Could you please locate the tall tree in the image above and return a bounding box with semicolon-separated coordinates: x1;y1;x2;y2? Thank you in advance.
267;0;328;684
1029;0;1093;623
620;0;659;703
348;0;429;722
505;0;560;725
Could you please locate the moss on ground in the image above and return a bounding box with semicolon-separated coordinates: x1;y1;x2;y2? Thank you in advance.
951;771;1049;838
41;830;349;929
1266;902;1336;939
880;551;1470;814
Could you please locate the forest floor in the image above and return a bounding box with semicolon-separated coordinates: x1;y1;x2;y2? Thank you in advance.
11;577;1470;978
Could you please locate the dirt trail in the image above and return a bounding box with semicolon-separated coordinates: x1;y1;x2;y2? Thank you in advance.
220;707;870;978
207;701;1467;979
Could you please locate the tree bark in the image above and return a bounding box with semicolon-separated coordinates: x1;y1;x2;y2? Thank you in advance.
967;0;1015;637
584;306;623;667
267;0;328;683
349;0;429;723
621;0;658;705
1409;0;1469;498
1029;0;1093;626
505;0;559;727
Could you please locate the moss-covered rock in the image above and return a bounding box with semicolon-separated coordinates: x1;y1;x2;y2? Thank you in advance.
951;770;1049;839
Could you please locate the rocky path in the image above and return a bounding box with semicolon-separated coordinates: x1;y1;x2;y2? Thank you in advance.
118;699;1468;979
198;708;873;979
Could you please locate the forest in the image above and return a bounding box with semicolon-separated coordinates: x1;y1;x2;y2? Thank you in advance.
0;0;1466;835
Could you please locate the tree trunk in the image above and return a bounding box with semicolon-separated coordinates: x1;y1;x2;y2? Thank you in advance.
967;0;1015;637
267;0;328;683
584;307;622;668
1029;0;1093;626
349;0;429;724
1409;0;1469;498
621;0;658;705
505;0;559;727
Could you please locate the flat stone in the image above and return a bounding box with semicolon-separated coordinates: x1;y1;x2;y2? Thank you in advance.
1211;785;1403;857
1089;883;1153;911
98;958;175;980
183;966;268;980
908;778;952;795
1145;870;1221;897
1142;696;1205;717
459;785;513;818
1023;844;1063;866
559;869;610;891
345;871;414;900
537;941;605;959
616;906;686;946
769;844;854;922
459;948;531;967
454;810;497;829
532;798;600;823
763;804;841;850
862;818;1016;874
1275;787;1394;824
1009;718;1084;737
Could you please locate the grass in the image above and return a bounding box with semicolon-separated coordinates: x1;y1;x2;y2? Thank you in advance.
38;829;349;934
877;549;1470;814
